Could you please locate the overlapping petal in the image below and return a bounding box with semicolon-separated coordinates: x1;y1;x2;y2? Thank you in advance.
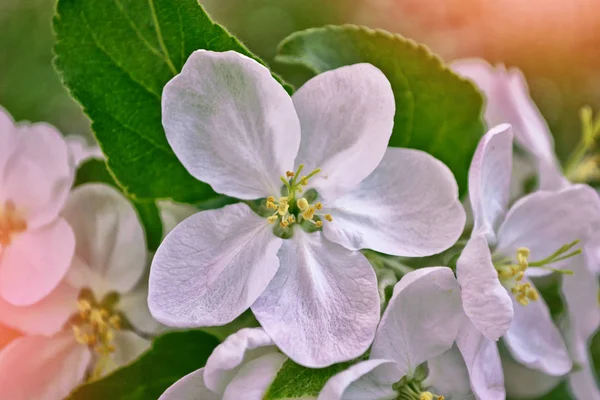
162;50;300;199
456;234;513;341
159;368;219;400
322;148;465;256
451;59;557;167
204;328;276;395
503;279;571;375
0;283;78;336
496;185;600;276
317;360;399;400
468;124;513;243
292;63;395;198
455;318;505;400
149;203;282;327
501;352;562;399
0;218;75;306
2;122;74;229
370;267;462;377
424;345;472;399
0;332;91;400
252;230;379;368
222;353;287;400
62;184;146;296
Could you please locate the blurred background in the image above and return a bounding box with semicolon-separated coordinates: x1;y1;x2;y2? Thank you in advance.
2;0;600;161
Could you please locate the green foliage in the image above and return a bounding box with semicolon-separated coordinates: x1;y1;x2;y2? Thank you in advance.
276;25;485;194
54;0;291;204
74;158;163;251
264;358;354;399
67;330;219;400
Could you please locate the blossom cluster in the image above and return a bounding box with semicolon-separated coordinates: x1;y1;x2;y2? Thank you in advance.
0;49;599;400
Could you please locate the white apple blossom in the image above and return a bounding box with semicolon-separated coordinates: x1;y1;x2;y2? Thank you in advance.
0;184;158;400
149;50;466;367
65;135;103;167
454;59;600;397
0;106;75;306
457;123;600;382
159;328;286;400
318;267;504;400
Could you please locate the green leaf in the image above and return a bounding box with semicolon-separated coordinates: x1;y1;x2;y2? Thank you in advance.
74;158;163;251
508;381;574;400
264;358;354;399
67;330;219;400
276;25;485;194
54;0;292;204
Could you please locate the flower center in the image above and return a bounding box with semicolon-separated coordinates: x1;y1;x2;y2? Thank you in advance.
264;164;332;230
392;368;444;400
394;380;444;400
493;241;581;306
0;200;27;247
72;290;122;380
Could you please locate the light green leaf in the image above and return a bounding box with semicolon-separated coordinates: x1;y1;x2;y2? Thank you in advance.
67;330;219;400
276;25;485;194
54;0;292;204
74;158;163;251
264;358;354;400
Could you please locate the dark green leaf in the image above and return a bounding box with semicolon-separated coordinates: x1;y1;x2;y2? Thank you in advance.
276;25;485;194
74;158;163;251
54;0;292;203
67;330;219;400
264;358;354;399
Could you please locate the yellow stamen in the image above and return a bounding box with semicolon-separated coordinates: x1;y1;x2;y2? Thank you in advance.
315;202;323;210
297;198;309;211
420;393;434;400
315;220;323;228
324;214;333;222
267;215;278;224
286;171;295;178
302;207;316;221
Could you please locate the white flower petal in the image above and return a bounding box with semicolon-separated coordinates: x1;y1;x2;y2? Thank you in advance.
496;185;600;276
0;283;78;336
317;359;399;400
252;231;380;368
501;350;562;399
468;124;513;243
108;331;150;373
0;332;91;400
149;203;282;327
162;50;300;199
222;352;287;400
65;135;103;167
503;279;572;375
424;345;472;400
562;254;600;399
562;252;600;339
204;328;276;395
455;318;505;400
2;122;74;229
371;267;462;377
119;277;163;335
451;59;558;168
456;234;513;340
567;330;600;400
159;368;219;400
0;106;17;177
322;148;465;256
0;218;75;306
292;63;394;198
158;200;198;237
62;184;146;296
